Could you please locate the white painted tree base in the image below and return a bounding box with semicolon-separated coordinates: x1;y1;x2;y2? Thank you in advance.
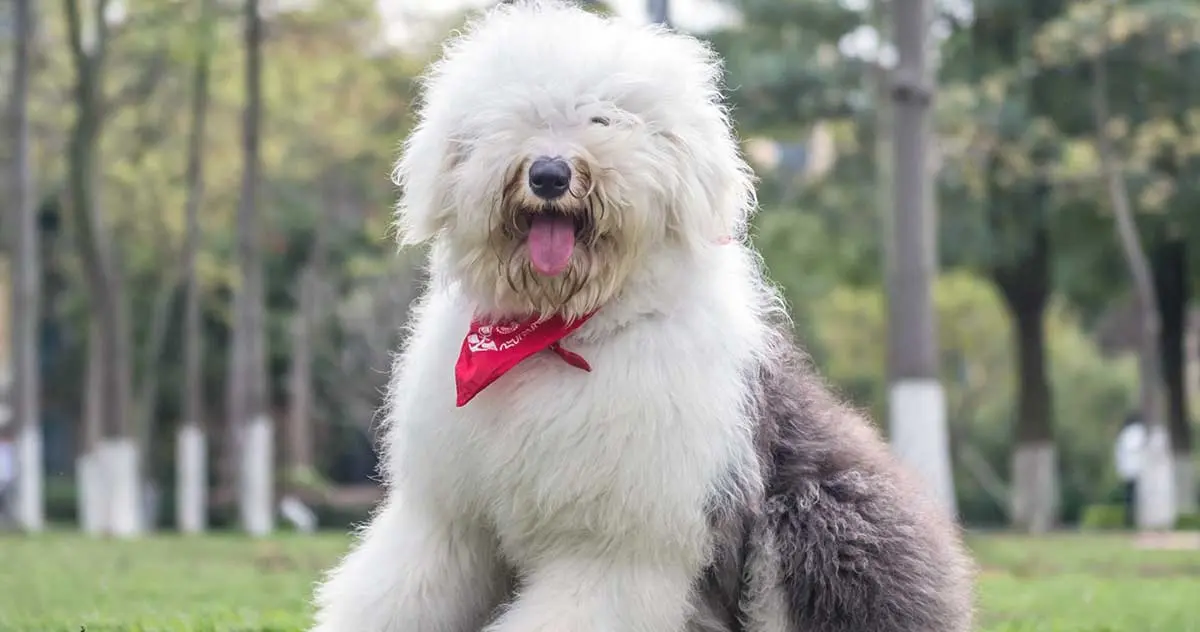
77;451;106;535
1174;456;1196;515
101;438;144;538
1137;425;1176;530
78;442;146;536
15;424;44;532
1010;442;1058;533
176;424;208;534
888;379;957;517
240;415;274;536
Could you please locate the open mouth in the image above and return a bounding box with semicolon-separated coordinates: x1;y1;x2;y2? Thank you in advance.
517;208;592;277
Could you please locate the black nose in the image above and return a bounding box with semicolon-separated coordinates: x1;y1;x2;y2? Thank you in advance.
528;157;571;200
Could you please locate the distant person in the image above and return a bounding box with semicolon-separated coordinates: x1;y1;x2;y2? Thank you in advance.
1114;412;1146;528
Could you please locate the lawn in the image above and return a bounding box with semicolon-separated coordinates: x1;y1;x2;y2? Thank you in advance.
1;532;1198;631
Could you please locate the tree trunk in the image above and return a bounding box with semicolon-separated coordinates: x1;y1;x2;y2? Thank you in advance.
62;0;142;538
1189;321;1200;515
1153;239;1195;514
285;268;316;494
1091;49;1175;530
178;0;216;535
78;322;105;535
282;167;337;497
228;0;272;536
886;0;956;514
10;0;44;533
99;272;139;537
133;259;178;533
873;0;892;305
994;226;1058;533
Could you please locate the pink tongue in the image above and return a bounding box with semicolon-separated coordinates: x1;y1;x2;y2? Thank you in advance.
528;215;576;276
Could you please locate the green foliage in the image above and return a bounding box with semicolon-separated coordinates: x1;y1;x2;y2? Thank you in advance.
1046;315;1140;521
734;0;1195;531
43;476;81;525
12;0;1199;540
709;0;869;129
800;270;1137;525
282;466;333;497
1177;513;1200;531
752;201;879;355
24;0;431;456
937;0;1200;318
1080;503;1130;530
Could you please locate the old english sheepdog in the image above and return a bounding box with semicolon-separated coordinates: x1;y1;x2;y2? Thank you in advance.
310;2;975;631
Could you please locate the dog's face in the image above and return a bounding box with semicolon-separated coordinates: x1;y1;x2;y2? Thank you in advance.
395;1;754;319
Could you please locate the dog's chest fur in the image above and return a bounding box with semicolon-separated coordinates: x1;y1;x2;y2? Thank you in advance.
388;280;766;570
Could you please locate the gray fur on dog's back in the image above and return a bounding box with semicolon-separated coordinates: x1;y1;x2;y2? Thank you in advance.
695;327;976;632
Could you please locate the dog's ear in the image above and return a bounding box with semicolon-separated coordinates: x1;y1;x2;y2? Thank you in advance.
661;121;756;249
392;119;460;246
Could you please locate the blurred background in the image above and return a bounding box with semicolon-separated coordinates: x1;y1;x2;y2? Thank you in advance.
1;0;1199;542
6;1;1200;629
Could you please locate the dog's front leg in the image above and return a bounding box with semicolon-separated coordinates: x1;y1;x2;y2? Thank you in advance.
485;552;697;632
310;494;507;632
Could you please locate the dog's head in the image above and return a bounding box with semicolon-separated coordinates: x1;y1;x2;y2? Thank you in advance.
395;0;754;319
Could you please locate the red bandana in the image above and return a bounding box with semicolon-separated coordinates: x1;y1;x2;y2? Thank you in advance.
454;312;596;407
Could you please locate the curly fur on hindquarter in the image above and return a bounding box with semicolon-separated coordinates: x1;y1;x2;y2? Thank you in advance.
310;2;975;631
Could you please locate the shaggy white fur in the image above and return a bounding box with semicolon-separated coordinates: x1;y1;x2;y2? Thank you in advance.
310;3;974;632
311;3;774;630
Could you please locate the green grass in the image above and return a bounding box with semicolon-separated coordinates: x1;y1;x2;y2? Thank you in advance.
969;534;1200;631
1;532;1198;631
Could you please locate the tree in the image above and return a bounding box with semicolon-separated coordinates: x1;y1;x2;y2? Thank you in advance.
10;0;43;533
177;0;216;535
62;0;143;537
945;0;1070;533
938;0;1200;531
811;271;1139;525
1153;237;1194;514
991;218;1057;532
1031;0;1200;528
0;0;427;533
285;268;317;497
283;178;332;500
886;0;956;514
1091;31;1175;530
227;0;272;536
